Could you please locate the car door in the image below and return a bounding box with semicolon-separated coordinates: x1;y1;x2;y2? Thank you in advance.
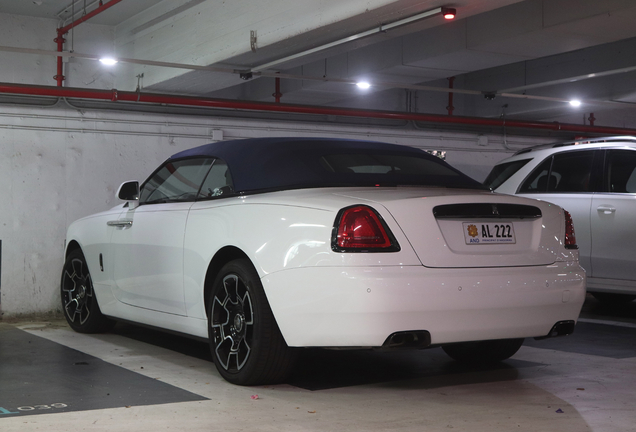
183;159;235;318
109;157;214;315
516;149;600;272
590;149;636;281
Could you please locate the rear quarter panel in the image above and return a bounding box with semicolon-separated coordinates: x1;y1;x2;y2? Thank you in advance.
182;193;422;318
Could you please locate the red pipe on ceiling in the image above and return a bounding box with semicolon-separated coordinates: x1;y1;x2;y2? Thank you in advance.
273;77;282;103
447;76;455;116
54;31;65;87
2;82;636;136
55;0;125;87
58;0;125;35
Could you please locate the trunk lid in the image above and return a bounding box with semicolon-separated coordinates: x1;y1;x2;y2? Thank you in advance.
333;188;564;268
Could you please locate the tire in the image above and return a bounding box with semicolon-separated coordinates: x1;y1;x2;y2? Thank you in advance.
208;259;297;385
60;249;115;333
442;338;524;364
591;292;636;305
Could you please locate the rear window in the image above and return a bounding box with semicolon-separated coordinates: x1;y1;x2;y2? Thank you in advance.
321;154;457;176
316;153;484;189
484;159;531;190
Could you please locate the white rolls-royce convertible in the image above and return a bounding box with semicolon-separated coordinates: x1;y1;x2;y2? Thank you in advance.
61;137;586;385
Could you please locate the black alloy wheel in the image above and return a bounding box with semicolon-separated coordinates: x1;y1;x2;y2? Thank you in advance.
60;249;114;333
208;259;297;385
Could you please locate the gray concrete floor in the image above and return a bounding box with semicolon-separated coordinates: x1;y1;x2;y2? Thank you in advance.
1;294;635;432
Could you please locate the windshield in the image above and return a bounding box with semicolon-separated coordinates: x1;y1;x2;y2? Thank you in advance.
484;159;531;190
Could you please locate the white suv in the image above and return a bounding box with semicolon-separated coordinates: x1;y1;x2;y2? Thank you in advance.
485;136;636;304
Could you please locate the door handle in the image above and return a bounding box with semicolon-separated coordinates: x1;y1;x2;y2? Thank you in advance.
107;219;133;227
596;205;616;215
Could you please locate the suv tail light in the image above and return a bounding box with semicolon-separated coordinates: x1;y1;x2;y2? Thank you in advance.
564;210;578;249
332;205;400;252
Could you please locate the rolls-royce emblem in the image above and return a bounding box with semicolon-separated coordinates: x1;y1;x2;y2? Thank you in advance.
491;204;500;216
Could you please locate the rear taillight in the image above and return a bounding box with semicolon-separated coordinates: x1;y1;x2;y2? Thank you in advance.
332;205;400;252
564;210;578;250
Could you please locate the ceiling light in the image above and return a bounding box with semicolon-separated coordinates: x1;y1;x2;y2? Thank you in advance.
569;99;582;107
442;7;456;20
356;82;371;89
99;58;118;66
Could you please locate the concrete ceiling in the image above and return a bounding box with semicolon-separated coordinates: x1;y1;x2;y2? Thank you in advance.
0;0;163;25
3;0;636;129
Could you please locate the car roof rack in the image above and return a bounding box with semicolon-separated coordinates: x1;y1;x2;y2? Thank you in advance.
513;136;636;156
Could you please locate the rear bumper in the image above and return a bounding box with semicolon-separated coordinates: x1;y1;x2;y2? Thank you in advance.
262;262;586;347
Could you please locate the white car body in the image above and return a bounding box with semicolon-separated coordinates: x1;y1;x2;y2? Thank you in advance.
68;187;585;346
486;136;636;300
62;137;586;384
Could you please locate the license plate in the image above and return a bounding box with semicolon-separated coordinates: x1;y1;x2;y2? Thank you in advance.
463;222;516;244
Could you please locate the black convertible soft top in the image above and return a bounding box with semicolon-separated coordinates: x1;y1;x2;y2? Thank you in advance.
168;137;484;193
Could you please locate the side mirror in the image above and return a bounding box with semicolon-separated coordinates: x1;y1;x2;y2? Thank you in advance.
117;181;140;208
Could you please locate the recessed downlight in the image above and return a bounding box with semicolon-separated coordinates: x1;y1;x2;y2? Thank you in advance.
99;58;118;66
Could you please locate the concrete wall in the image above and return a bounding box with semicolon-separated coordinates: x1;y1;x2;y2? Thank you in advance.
0;102;551;317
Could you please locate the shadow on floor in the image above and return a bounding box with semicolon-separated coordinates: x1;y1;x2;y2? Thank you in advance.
93;295;636;390
110;322;539;390
0;325;207;418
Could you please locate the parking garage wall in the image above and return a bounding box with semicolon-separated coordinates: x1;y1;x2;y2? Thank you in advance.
0;103;551;317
